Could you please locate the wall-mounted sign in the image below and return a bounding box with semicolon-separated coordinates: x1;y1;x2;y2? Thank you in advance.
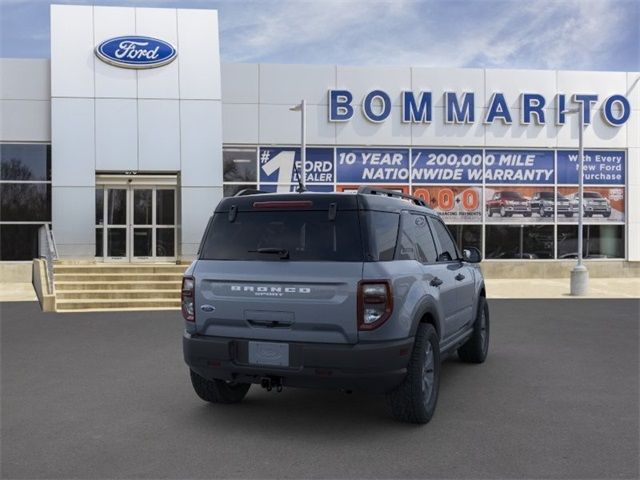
95;36;177;69
328;90;631;127
259;147;334;187
557;150;625;185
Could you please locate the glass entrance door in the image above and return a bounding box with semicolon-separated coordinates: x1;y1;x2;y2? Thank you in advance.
96;185;176;262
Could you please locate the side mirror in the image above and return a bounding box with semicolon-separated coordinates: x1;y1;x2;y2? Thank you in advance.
462;246;482;263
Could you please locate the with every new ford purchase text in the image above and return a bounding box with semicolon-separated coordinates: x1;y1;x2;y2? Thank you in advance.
182;187;489;423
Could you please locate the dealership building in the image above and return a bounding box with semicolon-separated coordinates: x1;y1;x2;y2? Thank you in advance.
1;4;639;272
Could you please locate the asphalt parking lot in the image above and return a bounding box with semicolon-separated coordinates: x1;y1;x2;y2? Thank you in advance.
1;299;638;479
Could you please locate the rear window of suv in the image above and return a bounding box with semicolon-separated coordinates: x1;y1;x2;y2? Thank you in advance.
200;210;365;261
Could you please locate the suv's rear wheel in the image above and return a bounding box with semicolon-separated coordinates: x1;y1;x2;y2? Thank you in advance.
458;296;490;363
190;369;251;404
387;323;440;424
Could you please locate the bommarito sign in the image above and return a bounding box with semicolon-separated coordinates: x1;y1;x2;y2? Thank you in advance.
328;90;631;127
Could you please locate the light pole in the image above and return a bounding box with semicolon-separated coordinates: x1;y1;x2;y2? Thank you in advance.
567;104;588;295
289;100;306;192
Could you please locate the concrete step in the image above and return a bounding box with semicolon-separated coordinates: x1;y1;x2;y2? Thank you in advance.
56;290;181;300
55;298;181;311
53;264;187;274
55;281;181;291
55;273;184;282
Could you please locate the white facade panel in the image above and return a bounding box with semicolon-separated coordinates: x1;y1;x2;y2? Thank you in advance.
484;108;558;147
52;187;95;245
411;68;485;108
412;107;485;147
485;69;557;109
627;222;640;261
259;104;301;145
557;70;627;110
95;99;137;171
50;5;94;98
222;103;259;144
51;98;95;187
93;6;137;99
628;110;640;149
180;186;222;245
0;59;50;100
0;100;50;142
556;111;627;148
628;148;640;187
221;63;259;104
305;105;336;145
336;106;411;146
177;9;221;100
137;99;180;171
136;8;180;99
336;66;410;107
259;64;335;106
180;100;223;187
627;72;640;110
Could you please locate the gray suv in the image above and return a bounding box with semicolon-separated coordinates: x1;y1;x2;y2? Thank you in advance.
182;187;489;424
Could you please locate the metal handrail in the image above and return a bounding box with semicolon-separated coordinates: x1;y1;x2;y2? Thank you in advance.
38;224;58;294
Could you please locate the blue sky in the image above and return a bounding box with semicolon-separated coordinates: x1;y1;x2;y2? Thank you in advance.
1;0;638;71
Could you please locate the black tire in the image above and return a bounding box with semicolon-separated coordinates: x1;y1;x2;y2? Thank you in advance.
565;213;574;218
539;206;545;217
458;296;490;363
523;212;532;217
189;369;251;404
603;211;611;218
387;323;440;424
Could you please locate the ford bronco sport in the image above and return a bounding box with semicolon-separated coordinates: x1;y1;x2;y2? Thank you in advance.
182;186;489;424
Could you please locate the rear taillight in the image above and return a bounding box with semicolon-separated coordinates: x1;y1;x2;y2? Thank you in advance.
181;276;195;322
358;281;393;331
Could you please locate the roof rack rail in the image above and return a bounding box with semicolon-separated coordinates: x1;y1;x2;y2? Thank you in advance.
357;186;428;208
234;188;266;197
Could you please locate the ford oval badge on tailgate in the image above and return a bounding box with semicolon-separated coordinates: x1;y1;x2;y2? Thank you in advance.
95;36;177;69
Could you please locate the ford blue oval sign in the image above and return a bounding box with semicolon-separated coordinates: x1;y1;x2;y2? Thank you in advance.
95;36;177;69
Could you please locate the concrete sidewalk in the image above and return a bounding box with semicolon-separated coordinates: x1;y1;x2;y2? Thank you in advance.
486;278;640;299
1;279;638;303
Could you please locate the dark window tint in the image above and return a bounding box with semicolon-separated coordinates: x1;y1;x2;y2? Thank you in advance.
95;228;103;257
0;224;41;260
448;224;482;252
223;148;257;182
107;189;126;225
486;225;553;259
365;211;399;261
1;144;51;181
398;213;437;263
557;225;624;259
0;183;51;221
429;217;459;261
223;184;257;197
95;189;104;225
156;189;175;225
201;211;363;261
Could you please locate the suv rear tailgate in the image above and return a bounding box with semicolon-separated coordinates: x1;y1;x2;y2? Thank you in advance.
193;260;362;344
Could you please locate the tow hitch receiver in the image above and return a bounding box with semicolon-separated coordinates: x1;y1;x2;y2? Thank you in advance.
260;376;283;392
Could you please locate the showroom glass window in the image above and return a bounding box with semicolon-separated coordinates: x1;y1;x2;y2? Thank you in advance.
222;147;257;197
0;144;52;260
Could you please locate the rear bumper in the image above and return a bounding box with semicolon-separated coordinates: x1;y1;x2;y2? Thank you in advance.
183;333;414;393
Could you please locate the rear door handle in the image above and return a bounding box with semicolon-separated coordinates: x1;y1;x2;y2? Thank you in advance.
430;277;443;287
455;273;466;281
